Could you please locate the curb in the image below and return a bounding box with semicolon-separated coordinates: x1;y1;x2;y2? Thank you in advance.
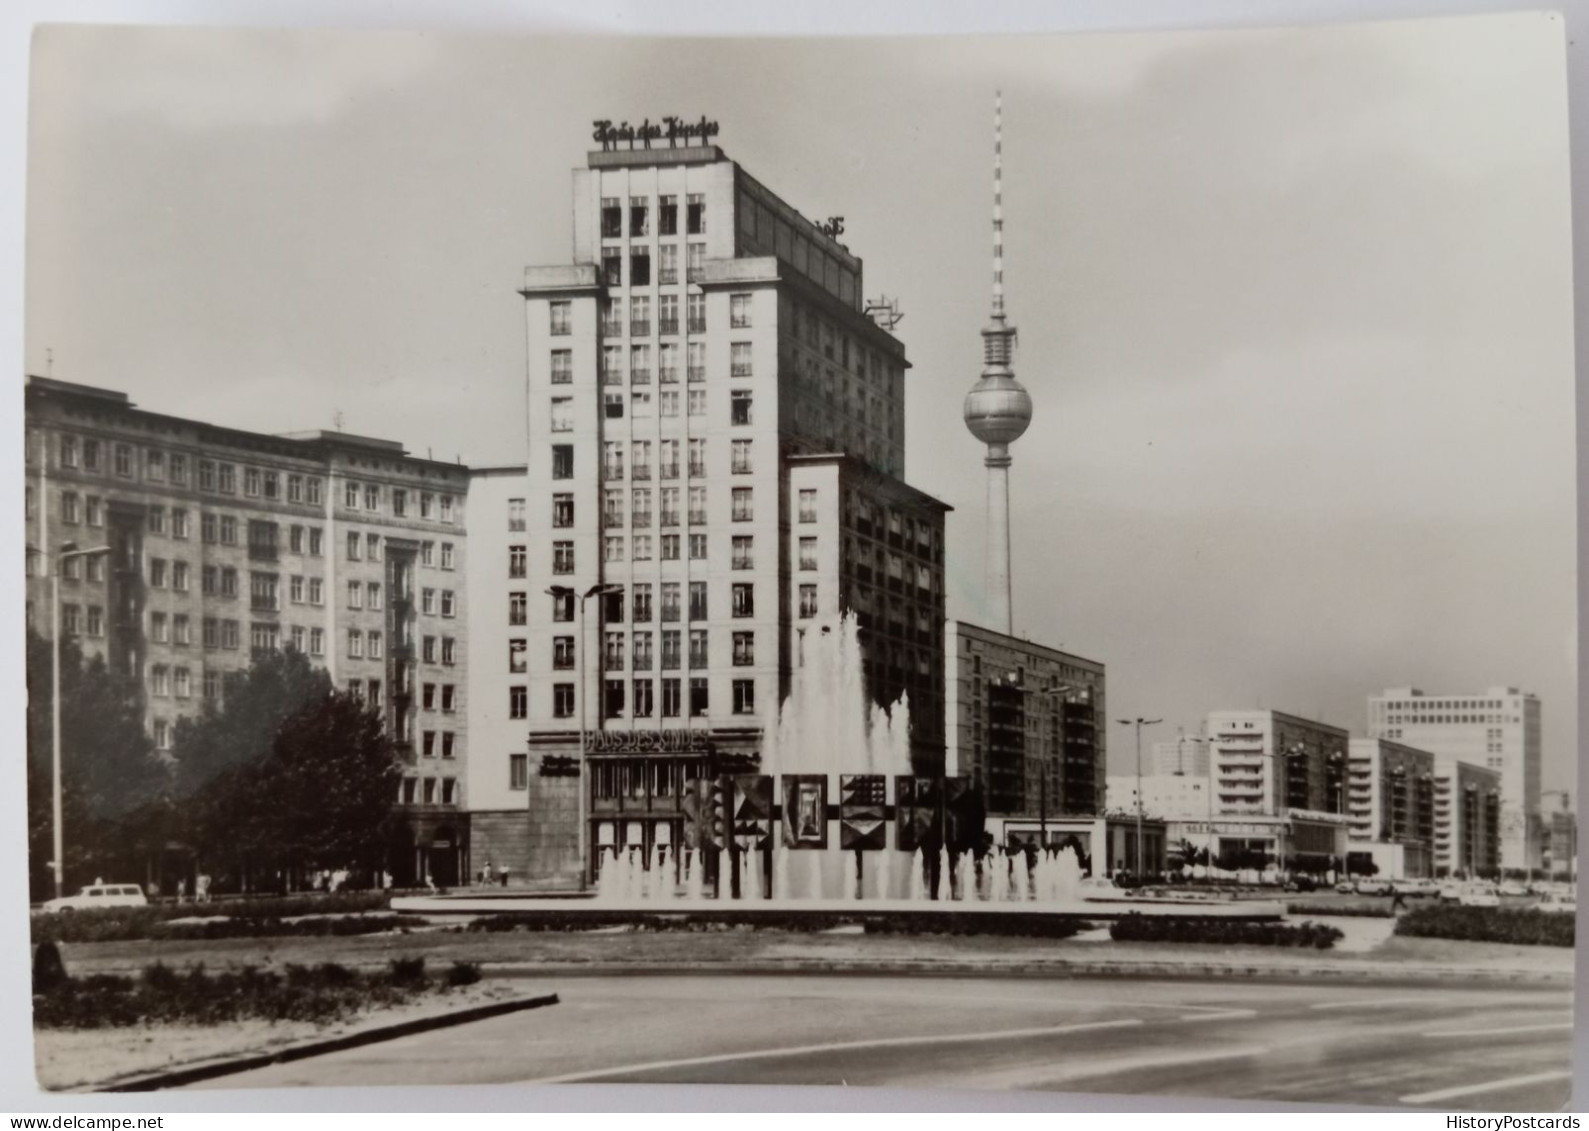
481;958;1571;987
79;992;559;1093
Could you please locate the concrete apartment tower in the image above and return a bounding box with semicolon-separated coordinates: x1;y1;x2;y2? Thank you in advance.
962;92;1033;635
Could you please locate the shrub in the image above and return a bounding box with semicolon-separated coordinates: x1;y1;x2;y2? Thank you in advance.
1286;902;1392;919
1109;914;1343;949
387;957;428;988
1393;905;1573;947
32;958;442;1030
446;961;482;987
31;892;394;945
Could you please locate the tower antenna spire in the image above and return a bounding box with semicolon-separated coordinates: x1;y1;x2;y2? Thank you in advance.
993;89;1004;320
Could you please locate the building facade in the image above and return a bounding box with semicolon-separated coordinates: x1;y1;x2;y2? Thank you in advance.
1106;773;1212;822
1367;686;1542;872
1203;709;1351;871
510;141;949;882
25;376;471;884
945;620;1106;820
1345;738;1436;879
1149;735;1210;777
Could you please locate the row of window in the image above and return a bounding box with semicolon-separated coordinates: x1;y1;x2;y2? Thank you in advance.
552;532;763;569
559;387;755;425
341;480;456;523
548;341;756;388
536;675;753;721
53;435;463;523
549;290;750;337
583;439;753;480
399;775;458;806
505;627;759;680
345;580;456;617
600;194;706;240
535;581;757;626
56;435;326;504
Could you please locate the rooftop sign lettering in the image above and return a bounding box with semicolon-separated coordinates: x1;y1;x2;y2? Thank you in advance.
593;116;721;152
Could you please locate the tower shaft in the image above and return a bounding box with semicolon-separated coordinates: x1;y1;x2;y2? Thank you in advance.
985;443;1013;634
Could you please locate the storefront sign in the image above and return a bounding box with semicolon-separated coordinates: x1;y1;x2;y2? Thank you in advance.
582;729;712;754
593;116;721;152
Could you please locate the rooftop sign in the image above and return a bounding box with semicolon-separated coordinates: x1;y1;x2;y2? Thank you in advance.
593;116;721;152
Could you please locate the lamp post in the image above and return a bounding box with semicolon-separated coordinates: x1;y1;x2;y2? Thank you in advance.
1115;716;1162;879
51;541;111;900
545;581;624;890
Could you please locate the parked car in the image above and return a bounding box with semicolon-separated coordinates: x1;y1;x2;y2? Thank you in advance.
1078;877;1122;901
1334;880;1356;894
1538;891;1577;914
1354;878;1395;896
1497;880;1529;898
1457;885;1500;908
41;883;148;913
1402;878;1440;897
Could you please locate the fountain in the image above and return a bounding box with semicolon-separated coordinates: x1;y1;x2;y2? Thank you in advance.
396;613;1286;928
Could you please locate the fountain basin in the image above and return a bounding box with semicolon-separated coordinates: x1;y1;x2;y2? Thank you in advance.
393;894;1287;929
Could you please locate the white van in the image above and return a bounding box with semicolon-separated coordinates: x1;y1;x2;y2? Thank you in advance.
41;884;149;913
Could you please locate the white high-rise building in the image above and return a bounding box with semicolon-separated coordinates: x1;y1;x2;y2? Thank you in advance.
1367;686;1542;872
480;129;952;885
1149;734;1209;777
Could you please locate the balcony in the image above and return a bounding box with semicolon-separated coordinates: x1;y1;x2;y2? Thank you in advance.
659;318;679;335
631;320;651;338
687;319;706;334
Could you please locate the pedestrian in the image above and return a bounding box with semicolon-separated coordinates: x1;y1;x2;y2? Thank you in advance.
176;877;187;903
480;858;493;886
195;873;210;903
1391;886;1407;915
499;864;511;888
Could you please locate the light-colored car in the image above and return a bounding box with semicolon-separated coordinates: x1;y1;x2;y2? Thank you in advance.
1538;891;1577;914
1334;880;1355;894
41;883;148;913
1457;885;1500;908
1354;878;1395;896
1497;880;1528;898
1077;877;1122;901
1402;878;1440;897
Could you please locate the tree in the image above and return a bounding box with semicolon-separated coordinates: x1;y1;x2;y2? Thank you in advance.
172;648;401;883
24;630;168;895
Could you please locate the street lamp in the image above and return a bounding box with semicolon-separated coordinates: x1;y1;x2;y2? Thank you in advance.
1115;716;1162;879
51;540;111;900
545;581;624;890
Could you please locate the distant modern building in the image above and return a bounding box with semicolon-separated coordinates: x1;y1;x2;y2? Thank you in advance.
1149;734;1209;777
945;619;1106;821
1367;686;1542;872
1345;738;1436;879
24;375;473;885
1106;773;1211;823
1432;758;1503;878
511;133;949;883
1201;709;1352;872
1542;795;1576;880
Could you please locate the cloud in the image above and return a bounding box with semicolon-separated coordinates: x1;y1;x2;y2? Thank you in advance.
39;25;439;132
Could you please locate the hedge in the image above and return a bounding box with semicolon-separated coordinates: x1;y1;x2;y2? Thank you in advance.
465;909;1090;939
32;958;464;1030
31;892;396;945
1110;914;1343;949
1285;902;1393;919
1393;905;1574;947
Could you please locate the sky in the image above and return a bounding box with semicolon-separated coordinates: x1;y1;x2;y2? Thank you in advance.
23;16;1578;788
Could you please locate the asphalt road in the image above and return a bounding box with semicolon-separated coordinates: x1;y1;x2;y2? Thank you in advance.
194;975;1573;1110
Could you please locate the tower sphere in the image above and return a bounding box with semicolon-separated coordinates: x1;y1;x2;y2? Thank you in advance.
963;373;1033;446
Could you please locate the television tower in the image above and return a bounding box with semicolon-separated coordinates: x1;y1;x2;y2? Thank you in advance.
962;91;1032;634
